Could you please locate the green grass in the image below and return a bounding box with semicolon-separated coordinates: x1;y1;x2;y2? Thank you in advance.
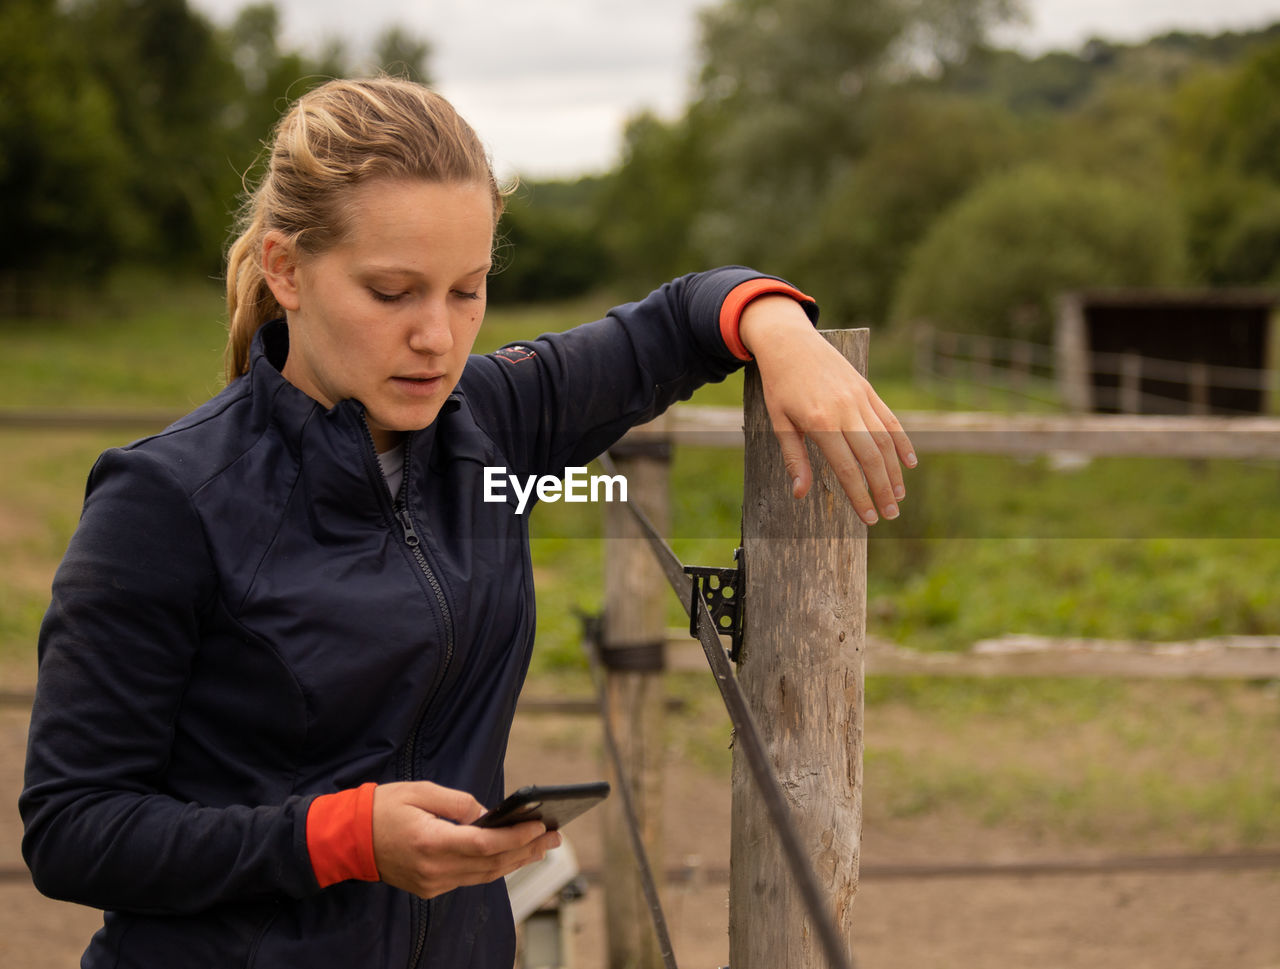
859;677;1280;848
660;669;1280;850
0;270;228;409
870;536;1280;652
2;272;1277;850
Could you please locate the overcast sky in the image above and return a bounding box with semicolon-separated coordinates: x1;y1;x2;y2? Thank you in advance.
188;0;1280;178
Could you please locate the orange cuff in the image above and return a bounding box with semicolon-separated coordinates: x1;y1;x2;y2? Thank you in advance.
307;782;379;888
719;279;816;362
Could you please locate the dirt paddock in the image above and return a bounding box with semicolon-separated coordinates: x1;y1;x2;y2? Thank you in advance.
3;703;1278;969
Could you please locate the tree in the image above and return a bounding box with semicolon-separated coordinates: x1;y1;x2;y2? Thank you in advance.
0;0;140;290
1210;185;1280;283
66;0;247;271
225;4;339;189
787;89;1023;324
1172;39;1280;282
892;166;1186;340
594;110;715;286
685;0;1024;274
488;179;611;303
1179;173;1280;284
1;0;440;298
1040;78;1178;188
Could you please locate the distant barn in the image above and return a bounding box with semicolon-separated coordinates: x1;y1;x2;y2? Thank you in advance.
1056;290;1277;415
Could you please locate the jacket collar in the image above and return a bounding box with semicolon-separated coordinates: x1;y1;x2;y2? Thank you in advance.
247;320;464;503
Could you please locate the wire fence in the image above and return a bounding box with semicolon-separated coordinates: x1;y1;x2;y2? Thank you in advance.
915;325;1279;416
584;449;857;969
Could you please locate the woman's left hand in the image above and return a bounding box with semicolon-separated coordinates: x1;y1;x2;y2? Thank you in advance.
739;295;917;525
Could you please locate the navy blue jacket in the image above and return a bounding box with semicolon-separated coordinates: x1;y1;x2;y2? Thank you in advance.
21;268;815;968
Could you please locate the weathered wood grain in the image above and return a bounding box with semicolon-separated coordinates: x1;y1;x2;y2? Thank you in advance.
731;329;868;969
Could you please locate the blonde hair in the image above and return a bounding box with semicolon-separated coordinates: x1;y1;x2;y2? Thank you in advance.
223;77;504;381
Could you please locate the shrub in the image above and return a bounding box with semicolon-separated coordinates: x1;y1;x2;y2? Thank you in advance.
891;165;1187;340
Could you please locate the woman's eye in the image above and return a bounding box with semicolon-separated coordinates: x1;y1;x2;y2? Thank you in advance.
452;290;482;301
370;289;406;303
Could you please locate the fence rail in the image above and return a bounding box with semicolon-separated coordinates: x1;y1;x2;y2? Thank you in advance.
6;850;1278;888
8;405;1280;460
896;411;1280;459
666;635;1280;679
5;630;1274;715
0;409;184;431
915;325;1280;415
630;407;1280;460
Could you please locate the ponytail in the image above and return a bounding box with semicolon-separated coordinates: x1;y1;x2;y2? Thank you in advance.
224;208;284;381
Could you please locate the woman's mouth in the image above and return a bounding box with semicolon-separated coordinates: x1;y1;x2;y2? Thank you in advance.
391;374;445;397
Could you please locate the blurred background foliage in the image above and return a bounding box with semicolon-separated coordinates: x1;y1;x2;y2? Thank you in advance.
3;0;1280;326
0;0;428;298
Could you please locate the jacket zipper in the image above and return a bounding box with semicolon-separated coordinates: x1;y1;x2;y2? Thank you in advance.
393;499;456;776
361;420;455;969
394;490;451;969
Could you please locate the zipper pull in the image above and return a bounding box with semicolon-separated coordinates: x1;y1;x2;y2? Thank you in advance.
397;507;421;548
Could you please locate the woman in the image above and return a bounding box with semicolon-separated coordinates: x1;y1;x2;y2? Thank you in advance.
21;77;914;968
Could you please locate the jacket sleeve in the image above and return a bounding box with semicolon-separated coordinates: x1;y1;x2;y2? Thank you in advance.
459;267;817;480
19;446;322;914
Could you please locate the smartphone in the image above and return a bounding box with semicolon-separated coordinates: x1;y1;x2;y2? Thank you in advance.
473;781;611;831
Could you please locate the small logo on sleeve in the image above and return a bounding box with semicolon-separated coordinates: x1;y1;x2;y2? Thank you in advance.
493;345;537;366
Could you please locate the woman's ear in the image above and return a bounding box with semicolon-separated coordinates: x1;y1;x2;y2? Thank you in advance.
262;231;302;312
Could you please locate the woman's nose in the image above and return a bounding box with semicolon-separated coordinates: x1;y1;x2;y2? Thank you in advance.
407;300;454;355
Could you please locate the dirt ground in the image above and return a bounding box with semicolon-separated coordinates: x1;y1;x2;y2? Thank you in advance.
2;701;1278;969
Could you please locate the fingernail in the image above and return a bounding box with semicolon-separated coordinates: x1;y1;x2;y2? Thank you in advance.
884;503;899;519
894;485;906;500
906;452;918;468
862;509;878;525
792;476;802;494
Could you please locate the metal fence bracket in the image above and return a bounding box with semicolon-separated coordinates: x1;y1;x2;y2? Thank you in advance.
684;546;744;662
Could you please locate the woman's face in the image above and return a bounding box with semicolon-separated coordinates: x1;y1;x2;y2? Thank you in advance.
264;178;495;451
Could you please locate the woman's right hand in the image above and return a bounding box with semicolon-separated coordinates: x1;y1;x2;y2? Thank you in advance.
372;781;560;899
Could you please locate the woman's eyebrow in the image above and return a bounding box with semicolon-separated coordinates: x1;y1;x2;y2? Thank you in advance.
362;262;493;277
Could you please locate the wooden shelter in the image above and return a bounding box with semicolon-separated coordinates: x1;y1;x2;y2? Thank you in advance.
1056;289;1277;415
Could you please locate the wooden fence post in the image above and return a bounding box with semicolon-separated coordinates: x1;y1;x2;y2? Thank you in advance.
936;330;956;403
600;433;670;969
1120;352;1143;414
1011;340;1033;410
971;334;992;409
1189;360;1211;416
1056;293;1091;413
731;329;868;969
913;322;935;393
